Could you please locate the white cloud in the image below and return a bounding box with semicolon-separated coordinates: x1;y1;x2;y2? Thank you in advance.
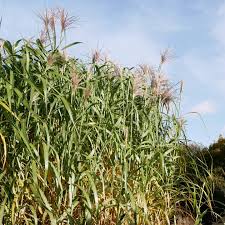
191;100;216;115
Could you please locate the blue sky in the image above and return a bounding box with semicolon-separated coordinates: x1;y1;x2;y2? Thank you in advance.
0;0;225;146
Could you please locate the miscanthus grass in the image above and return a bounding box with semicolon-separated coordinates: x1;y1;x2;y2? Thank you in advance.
0;9;213;225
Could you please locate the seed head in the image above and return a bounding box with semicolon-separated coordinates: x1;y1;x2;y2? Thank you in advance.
160;48;174;65
133;72;146;96
58;8;76;32
47;54;54;66
39;29;48;44
49;9;56;31
113;64;121;76
139;64;154;76
71;71;81;91
84;88;92;100
92;50;101;64
38;10;50;31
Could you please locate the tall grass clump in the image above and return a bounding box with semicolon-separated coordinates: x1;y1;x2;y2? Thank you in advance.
0;8;213;224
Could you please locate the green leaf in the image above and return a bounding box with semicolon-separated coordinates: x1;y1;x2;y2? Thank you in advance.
31;160;38;185
59;96;74;124
0;197;6;225
61;41;82;50
3;40;13;55
39;189;52;212
0;100;20;121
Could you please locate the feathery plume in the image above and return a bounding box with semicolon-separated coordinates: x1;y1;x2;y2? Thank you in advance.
58;8;76;32
92;50;101;64
71;70;81;91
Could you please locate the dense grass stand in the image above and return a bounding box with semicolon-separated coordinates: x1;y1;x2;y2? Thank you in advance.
0;8;214;225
